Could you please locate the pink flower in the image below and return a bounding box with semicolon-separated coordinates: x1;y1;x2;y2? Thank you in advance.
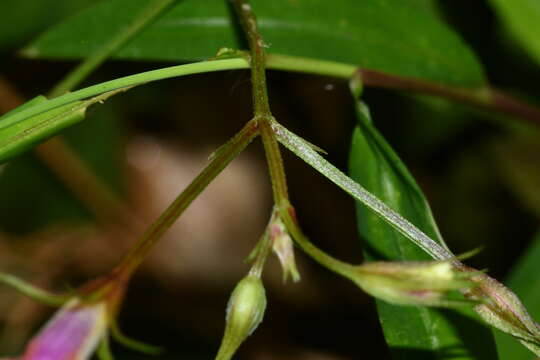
19;299;107;360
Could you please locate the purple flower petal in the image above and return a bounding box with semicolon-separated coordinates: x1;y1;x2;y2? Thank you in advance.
21;299;107;360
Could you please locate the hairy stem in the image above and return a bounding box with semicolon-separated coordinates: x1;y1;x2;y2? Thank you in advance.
232;0;361;277
358;68;540;126
272;119;455;262
115;120;259;276
232;0;289;206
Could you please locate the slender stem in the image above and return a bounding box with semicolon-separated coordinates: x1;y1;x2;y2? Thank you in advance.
97;336;114;360
115;120;259;276
231;0;357;281
272;120;455;262
232;0;289;206
7;56;540;132
16;0;179;235
1;59;250;132
278;204;356;278
0;79;133;228
0;272;70;307
110;320;162;354
248;232;271;278
358;69;540;126
49;0;179;98
266;54;356;79
232;0;270;117
259;119;290;206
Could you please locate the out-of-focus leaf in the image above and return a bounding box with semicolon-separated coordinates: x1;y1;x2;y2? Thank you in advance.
348;102;498;359
487;0;540;66
0;0;94;51
409;0;440;14
495;231;540;359
490;133;540;219
25;0;485;87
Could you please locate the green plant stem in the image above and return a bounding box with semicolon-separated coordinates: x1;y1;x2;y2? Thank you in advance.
48;0;179;98
8;56;540;133
37;0;178;232
259;119;290;206
232;0;270;117
278;205;356;277
0;59;250;132
232;0;355;279
0;272;70;306
232;0;290;206
115;119;259;277
267;54;356;79
248;232;271;278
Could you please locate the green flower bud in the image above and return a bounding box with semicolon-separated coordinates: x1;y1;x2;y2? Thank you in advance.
215;275;267;360
351;260;476;307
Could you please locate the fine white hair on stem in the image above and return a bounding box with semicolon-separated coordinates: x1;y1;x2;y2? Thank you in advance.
271;119;453;262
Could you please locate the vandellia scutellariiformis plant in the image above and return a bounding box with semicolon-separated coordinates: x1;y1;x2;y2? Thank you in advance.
0;0;539;358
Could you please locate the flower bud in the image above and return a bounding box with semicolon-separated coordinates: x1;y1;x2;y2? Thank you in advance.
469;273;540;355
351;260;476;307
269;215;300;283
20;298;107;360
216;275;267;360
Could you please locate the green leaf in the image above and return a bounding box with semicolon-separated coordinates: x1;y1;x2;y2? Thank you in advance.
0;0;94;51
487;0;540;66
0;96;86;164
25;0;485;87
0;87;129;165
495;231;540;359
348;102;498;359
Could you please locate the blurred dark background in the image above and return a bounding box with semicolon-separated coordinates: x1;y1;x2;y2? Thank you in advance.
0;0;539;359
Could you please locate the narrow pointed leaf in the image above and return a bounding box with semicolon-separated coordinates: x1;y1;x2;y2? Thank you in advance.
0;88;128;164
495;231;540;359
348;102;498;359
25;0;485;87
0;96;85;164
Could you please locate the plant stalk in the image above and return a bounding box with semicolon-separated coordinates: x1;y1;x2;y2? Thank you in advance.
115;120;259;277
31;0;181;232
231;0;355;278
232;0;289;206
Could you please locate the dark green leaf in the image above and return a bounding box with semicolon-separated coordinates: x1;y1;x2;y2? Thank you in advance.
348;102;498;359
0;0;94;51
25;0;485;87
487;0;540;66
495;231;540;359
